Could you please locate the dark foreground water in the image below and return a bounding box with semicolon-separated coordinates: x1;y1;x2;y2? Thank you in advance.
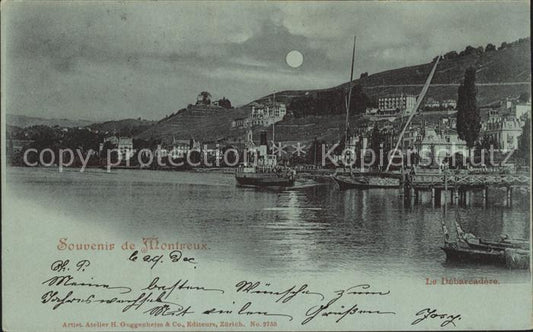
6;167;530;282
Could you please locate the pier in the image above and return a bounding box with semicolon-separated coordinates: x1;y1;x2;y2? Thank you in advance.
403;170;530;207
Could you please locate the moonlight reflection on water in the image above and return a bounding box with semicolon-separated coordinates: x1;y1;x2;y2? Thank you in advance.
7;167;530;282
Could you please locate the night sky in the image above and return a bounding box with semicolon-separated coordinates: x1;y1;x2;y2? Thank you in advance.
3;1;530;121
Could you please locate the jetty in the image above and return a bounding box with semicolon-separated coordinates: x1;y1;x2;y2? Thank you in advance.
403;168;530;206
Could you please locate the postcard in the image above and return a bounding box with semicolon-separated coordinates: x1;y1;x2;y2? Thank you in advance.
1;1;531;331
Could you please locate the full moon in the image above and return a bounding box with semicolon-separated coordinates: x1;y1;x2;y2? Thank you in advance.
286;50;304;68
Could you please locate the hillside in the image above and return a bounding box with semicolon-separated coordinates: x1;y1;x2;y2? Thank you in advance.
138;37;531;145
6;114;94;128
88;118;155;136
255;37;531;107
135;106;249;143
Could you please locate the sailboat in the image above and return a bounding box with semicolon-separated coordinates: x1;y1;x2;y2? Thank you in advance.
235;94;296;187
332;45;441;190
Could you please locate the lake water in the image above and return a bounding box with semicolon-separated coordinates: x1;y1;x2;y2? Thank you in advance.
6;167;530;282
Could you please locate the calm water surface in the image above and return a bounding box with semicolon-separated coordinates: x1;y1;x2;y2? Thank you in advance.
6;167;530;282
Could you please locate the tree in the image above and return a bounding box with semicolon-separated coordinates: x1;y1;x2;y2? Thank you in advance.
119;126;133;137
217;97;232;109
517;120;530;165
308;138;327;165
498;42;509;50
349;85;368;114
222;146;239;166
188;150;202;165
197;91;212;105
461;45;477;56
369;126;383;155
444;51;458;60
456;67;481;160
360;72;368;79
485;43;496;52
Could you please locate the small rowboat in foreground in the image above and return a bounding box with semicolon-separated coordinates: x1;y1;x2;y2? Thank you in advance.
441;214;530;269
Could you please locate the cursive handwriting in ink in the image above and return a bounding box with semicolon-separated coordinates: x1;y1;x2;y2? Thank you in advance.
143;303;194;317
411;308;462;327
128;250;196;269
50;259;91;272
235;280;324;303
344;284;390;296
42;259;402;328
238;301;293;321
121;291;184;312
202;302;293;321
42;275;132;294
41;290;92;310
301;285;395;325
143;277;224;295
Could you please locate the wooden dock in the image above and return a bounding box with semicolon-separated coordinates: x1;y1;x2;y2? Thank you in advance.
403;169;530;207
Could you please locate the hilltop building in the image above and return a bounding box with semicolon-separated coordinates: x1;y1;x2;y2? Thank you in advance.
441;99;457;109
424;98;441;108
250;102;287;126
423;98;457;110
231;102;287;129
196;91;212;106
378;94;418;115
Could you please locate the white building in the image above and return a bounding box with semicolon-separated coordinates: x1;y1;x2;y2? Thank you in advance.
365;108;379;115
378;94;418;115
231;117;251;129
250;102;287;126
514;102;531;120
482;113;523;151
203;143;221;161
170;139;192;158
155;144;169;159
102;136;134;160
441;99;457;109
117;137;134;160
424;98;441;108
416;127;468;166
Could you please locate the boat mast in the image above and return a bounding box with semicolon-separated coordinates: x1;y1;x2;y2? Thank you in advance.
345;35;356;148
272;92;276;144
385;55;441;172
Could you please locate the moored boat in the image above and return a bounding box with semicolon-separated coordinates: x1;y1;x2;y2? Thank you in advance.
440;212;530;269
441;245;505;265
234;116;296;188
332;171;401;189
333;41;441;190
235;158;296;188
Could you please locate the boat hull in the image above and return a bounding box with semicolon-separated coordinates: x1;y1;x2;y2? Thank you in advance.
441;246;505;265
235;174;295;187
332;173;400;190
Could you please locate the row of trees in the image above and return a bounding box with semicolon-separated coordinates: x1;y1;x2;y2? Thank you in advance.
439;37;529;61
195;91;233;108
